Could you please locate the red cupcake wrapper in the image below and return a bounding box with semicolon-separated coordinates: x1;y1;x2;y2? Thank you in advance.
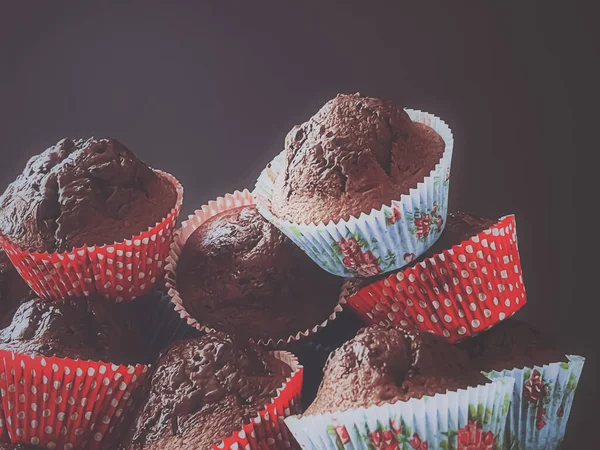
0;350;148;449
0;171;184;302
216;351;303;450
346;215;526;343
165;190;346;349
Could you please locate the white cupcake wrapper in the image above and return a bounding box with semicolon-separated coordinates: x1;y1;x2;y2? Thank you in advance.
485;355;584;450
164;190;347;348
285;377;514;450
254;110;454;278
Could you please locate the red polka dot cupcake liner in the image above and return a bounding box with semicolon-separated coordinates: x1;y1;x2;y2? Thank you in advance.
0;350;148;450
216;351;303;450
165;189;347;349
0;171;184;302
345;215;526;343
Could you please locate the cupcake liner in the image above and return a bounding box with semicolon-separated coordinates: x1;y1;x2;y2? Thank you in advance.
0;350;148;450
0;170;184;302
216;351;303;450
346;215;526;343
485;355;584;450
285;377;514;450
165;190;347;348
253;109;454;278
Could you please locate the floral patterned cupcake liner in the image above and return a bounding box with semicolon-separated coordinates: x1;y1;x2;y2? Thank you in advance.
0;350;148;450
485;355;584;450
254;110;454;278
345;215;526;343
216;351;303;450
285;377;515;450
165;190;347;349
0;171;184;302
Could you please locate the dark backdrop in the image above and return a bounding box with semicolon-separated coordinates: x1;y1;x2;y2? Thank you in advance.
0;1;595;447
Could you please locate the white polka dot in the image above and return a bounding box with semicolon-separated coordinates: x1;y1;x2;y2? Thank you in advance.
481;266;488;275
387;312;395;321
458;326;467;335
473;277;482;285
16;428;23;437
444;314;452;323
64;444;72;450
400;320;409;327
45;425;53;434
493;297;499;305
406;298;414;307
515;297;520;304
469;303;477;312
478;293;487;301
76;368;83;377
505;298;511;307
53;381;61;390
465;245;474;253
8;384;15;393
431;315;438;323
456;294;463;302
444;298;452;307
482;239;489;248
458;254;467;263
433;287;440;295
30;437;39;445
70;412;78;421
18;411;25;420
47;442;56;449
43;409;51;418
88;367;96;377
498;284;505;292
75;428;84;436
68;396;75;406
461;270;470;278
110;398;119;407
466;286;473;294
443;330;451;338
31;402;38;412
55;396;62;405
416;314;424;323
453;277;460;285
418;301;427;308
499;312;506;320
94;432;103;442
420;273;428;281
57;412;65;421
396;272;404;281
458;309;465;318
432;301;440;309
407;286;415;294
471;319;481;328
19;393;25;403
52;364;59;372
395;283;403;292
490;242;497;250
443;283;450;292
484;309;492;318
450;262;458;270
476;250;484;259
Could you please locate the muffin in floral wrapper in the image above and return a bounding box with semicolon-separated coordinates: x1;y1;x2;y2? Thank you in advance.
485;357;584;450
0;296;152;449
345;214;526;343
254;97;454;278
0;138;184;302
165;190;345;348
285;325;514;450
459;318;585;450
120;333;303;450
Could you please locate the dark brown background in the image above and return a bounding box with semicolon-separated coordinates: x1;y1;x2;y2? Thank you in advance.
0;1;595;447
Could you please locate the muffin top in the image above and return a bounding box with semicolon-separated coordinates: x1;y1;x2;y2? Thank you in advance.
125;333;291;450
176;205;342;342
0;138;176;253
458;319;566;372
305;325;488;415
0;250;34;327
270;93;445;224
0;296;145;365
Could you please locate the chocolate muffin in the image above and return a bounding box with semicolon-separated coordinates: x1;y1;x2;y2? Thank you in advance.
305;325;488;415
270;93;445;224
0;250;33;327
0;138;176;253
0;296;145;365
176;205;342;342
458;319;567;372
123;333;291;449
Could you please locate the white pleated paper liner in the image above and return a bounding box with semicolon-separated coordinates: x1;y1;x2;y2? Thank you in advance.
485;355;584;450
285;377;515;450
254;110;454;278
165;190;347;349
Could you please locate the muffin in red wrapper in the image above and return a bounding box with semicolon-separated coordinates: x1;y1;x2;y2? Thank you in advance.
119;334;303;450
0;297;150;449
346;214;526;343
0;138;184;302
165;190;345;348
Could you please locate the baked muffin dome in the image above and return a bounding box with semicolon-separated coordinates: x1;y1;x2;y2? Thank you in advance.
176;205;342;342
123;333;291;449
0;138;176;253
305;325;488;415
271;93;445;224
0;296;145;365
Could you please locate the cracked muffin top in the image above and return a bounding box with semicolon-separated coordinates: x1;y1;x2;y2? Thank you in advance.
123;333;291;449
305;325;488;415
0;137;176;253
270;93;445;224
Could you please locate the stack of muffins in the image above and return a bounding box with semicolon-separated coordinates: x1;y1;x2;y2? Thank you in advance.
0;94;583;450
